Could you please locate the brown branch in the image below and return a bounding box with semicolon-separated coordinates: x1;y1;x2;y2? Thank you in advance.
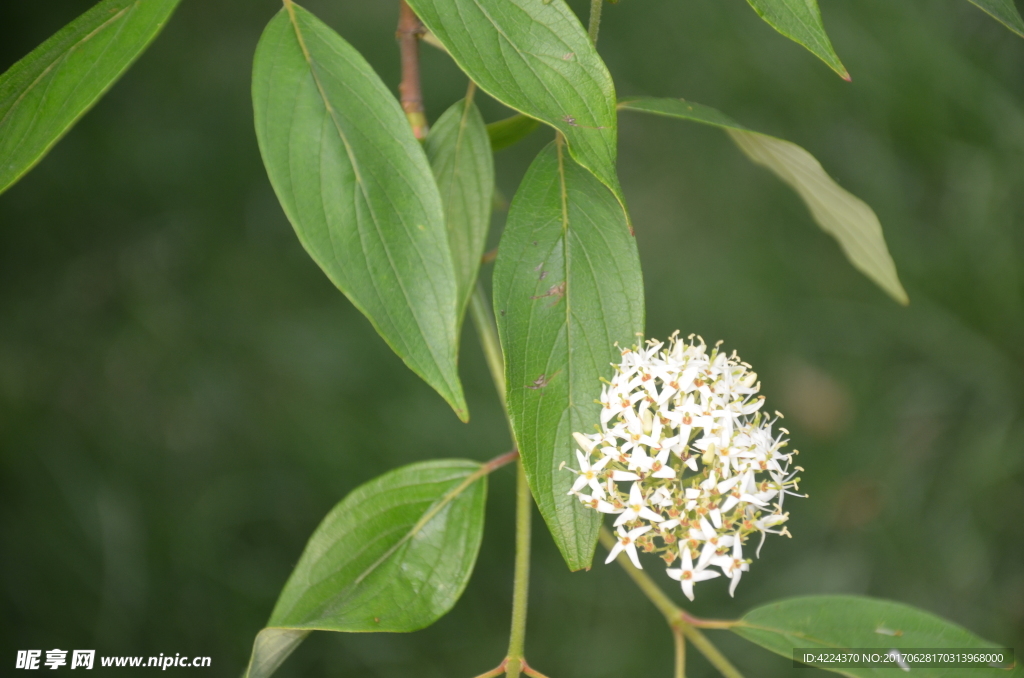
396;0;428;139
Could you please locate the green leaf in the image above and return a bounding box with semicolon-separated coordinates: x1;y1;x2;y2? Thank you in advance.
487;113;541;153
0;0;181;195
493;141;644;571
245;459;488;678
744;0;850;79
620;98;908;305
733;595;1018;677
425;96;494;323
402;0;624;208
967;0;1024;37
252;4;467;421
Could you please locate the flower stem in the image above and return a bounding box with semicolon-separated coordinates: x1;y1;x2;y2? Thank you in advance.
598;527;746;678
678;626;743;678
598;527;678;619
588;0;604;44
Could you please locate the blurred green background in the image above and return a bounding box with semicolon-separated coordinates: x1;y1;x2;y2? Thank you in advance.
2;0;1023;675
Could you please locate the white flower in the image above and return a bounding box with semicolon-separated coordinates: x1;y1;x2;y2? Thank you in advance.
613;483;665;527
567;332;804;600
605;525;652;569
712;539;750;597
666;546;721;601
567;450;611;498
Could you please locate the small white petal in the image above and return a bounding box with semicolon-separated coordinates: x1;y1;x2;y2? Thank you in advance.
625;543;643;569
681;579;695;601
709;508;722;529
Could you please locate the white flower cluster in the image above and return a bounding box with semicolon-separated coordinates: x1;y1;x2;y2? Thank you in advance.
566;333;803;600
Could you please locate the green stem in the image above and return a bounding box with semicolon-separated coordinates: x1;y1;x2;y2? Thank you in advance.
598;528;678;619
505;460;532;677
674;630;686;678
468;280;534;678
588;0;603;44
679;626;743;678
598;527;746;678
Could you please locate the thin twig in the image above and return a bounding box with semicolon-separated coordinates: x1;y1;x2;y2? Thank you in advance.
521;659;552;678
483;449;520;473
472;658;508;678
396;0;428;139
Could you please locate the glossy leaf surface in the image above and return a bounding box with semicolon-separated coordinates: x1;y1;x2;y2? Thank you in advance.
403;0;623;206
744;0;849;79
734;595;1017;677
493;141;644;571
620;98;908;305
252;4;467;420
967;0;1024;37
425;97;494;321
245;459;488;678
0;0;180;194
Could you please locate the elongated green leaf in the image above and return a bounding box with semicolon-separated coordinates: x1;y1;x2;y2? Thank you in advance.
0;0;180;195
402;0;624;208
487;114;541;153
245;459;488;678
252;5;467;420
733;596;1018;677
620;98;908;305
744;0;849;79
968;0;1024;37
494;141;644;571
425;97;494;322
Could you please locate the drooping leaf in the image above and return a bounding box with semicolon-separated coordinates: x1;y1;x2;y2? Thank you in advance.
733;595;1017;677
402;0;624;208
0;0;181;195
425;96;494;322
743;0;849;79
252;4;467;420
967;0;1024;37
493;140;644;571
620;98;908;305
245;459;488;678
487;113;541;153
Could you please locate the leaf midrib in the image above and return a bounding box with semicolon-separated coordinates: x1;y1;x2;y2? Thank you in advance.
0;2;137;129
280;464;485;625
282;3;457;397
